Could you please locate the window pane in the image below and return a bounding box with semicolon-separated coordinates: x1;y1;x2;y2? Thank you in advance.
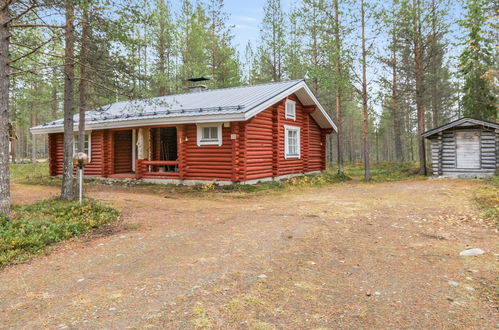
210;127;218;139
286;101;295;118
286;128;299;156
203;127;210;139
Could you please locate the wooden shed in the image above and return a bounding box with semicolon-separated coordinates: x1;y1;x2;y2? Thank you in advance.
31;80;336;184
423;117;499;178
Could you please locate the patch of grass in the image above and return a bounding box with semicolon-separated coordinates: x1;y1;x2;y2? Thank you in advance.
9;162;61;186
0;198;119;267
474;176;499;225
344;162;423;182
192;305;211;328
199;170;350;194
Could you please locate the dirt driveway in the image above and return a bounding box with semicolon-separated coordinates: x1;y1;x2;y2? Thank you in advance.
1;180;497;329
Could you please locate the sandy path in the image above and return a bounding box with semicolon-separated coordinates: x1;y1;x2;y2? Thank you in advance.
1;180;497;329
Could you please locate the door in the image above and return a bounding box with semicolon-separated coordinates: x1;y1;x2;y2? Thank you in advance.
456;130;480;169
114;130;133;173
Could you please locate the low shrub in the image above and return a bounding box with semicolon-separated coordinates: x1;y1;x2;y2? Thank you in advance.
344;162;423;182
474;176;499;225
0;199;119;266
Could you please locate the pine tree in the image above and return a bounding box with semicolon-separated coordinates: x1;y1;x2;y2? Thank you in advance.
206;0;241;88
459;0;496;120
154;0;176;96
258;0;286;82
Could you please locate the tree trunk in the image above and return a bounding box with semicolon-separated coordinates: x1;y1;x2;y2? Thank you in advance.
334;0;344;175
61;0;75;200
10;124;16;164
430;0;439;129
413;0;426;175
0;0;10;215
158;0;167;96
391;32;403;164
78;8;89;153
31;105;36;163
361;0;370;180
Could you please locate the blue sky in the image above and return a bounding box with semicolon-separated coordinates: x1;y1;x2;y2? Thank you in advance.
225;0;293;54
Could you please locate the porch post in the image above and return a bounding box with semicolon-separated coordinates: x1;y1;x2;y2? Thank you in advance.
177;125;186;180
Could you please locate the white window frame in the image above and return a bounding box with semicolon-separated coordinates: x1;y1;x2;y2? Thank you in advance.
284;125;300;159
285;99;296;120
73;131;92;162
196;123;223;146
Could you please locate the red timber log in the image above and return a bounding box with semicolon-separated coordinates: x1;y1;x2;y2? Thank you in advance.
113;130;133;174
49;130;106;177
309;119;324;172
231;123;240;182
238;122;247;181
48;133;58;176
181;123;233;180
245;104;274;180
272;103;280;177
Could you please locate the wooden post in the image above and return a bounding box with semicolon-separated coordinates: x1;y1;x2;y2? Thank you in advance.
231;123;240;182
239;123;247;182
177;125;186;180
135;159;142;179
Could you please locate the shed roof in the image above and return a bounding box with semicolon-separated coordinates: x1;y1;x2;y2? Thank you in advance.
31;79;336;134
422;117;499;138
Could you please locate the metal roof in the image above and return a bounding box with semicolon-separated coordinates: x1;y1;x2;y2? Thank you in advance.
31;80;337;134
422;117;499;138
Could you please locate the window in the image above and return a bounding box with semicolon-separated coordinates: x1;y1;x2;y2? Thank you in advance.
197;123;223;146
285;99;296;120
284;125;300;159
73;132;92;161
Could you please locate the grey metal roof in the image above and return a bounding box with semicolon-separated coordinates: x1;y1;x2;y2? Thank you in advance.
31;79;336;134
422;117;499;138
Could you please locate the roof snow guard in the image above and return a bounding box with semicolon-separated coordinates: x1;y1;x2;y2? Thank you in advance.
31;80;337;134
422;117;499;138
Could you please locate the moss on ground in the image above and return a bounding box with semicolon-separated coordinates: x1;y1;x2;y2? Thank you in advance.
474;176;499;226
0;199;119;267
343;162;423;182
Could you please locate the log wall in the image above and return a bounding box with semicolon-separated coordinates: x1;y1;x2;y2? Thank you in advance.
428;127;498;177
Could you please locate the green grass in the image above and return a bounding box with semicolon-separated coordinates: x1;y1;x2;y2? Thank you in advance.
10;162;60;186
474;176;499;225
343;162;423;182
9;161;423;194
0;199;119;267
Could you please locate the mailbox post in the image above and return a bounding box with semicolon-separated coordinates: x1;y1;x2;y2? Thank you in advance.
73;152;89;205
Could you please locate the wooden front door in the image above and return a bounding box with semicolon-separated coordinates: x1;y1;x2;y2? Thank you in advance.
114;130;133;173
456;130;480;169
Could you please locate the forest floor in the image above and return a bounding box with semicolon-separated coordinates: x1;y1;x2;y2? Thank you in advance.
1;179;498;329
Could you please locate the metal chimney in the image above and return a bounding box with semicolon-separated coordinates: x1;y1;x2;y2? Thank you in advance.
187;77;209;93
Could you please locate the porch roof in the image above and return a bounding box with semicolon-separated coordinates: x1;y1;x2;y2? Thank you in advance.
31;80;337;134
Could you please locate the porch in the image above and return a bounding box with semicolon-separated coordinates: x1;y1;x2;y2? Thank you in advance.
107;126;184;180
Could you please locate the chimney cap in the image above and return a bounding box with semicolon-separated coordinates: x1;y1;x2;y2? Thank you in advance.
187;77;210;83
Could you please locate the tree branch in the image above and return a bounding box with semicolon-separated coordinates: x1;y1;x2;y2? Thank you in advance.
10;33;62;63
9;23;65;29
8;2;39;23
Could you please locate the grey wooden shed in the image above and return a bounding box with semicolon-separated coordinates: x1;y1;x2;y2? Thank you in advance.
423;117;499;178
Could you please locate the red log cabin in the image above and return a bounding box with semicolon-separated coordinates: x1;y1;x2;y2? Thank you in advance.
31;80;337;184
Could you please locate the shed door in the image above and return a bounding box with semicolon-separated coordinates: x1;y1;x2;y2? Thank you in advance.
456;130;480;169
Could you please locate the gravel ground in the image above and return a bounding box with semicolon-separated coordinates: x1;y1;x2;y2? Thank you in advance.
1;179;497;329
